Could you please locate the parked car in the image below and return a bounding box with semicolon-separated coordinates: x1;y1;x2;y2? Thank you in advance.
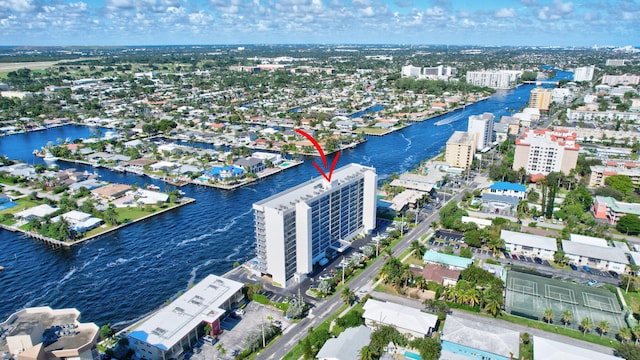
588;279;598;287
570;264;578;271
534;257;543;264
234;308;245;316
609;270;619;278
582;265;592;273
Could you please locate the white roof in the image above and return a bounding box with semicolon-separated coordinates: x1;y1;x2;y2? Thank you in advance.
561;240;629;264
128;275;243;351
461;216;492;228
16;204;58;219
316;325;372;360
135;189;169;204
533;336;618;360
362;299;437;336
390;189;425;211
442;314;519;358
569;234;608;247
60;210;92;222
630;252;640;266
500;230;557;251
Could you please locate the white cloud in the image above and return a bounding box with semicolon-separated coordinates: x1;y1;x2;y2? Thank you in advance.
554;0;573;15
425;6;444;17
0;0;35;12
189;10;213;25
495;8;516;18
359;6;374;17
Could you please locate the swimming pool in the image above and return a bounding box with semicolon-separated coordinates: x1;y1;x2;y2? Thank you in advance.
403;350;422;360
441;341;507;360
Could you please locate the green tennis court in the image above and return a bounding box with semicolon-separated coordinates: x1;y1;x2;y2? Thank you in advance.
505;270;625;337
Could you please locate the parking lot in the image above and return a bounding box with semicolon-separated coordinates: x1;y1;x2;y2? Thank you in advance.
427;235;495;257
189;301;290;360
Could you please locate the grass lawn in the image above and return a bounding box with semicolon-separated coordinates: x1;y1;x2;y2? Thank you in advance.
0;198;41;215
403;254;424;267
498;312;617;348
354;127;392;135
623;291;640;314
115;206;156;223
282;303;349;360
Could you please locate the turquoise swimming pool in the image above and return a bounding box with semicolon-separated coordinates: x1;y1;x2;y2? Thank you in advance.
403;350;422;360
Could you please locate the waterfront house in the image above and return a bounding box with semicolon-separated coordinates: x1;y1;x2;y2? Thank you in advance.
15;204;58;222
209;166;245;179
234;157;265;174
52;210;103;233
91;183;132;201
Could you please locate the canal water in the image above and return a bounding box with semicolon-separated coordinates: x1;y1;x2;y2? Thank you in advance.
0;72;569;326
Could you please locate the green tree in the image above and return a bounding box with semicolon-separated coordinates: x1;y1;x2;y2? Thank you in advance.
580;317;592;334
341;287;356;306
543;308;554;324
605;175;635;194
597;320;610;337
616;343;640;360
562;310;573;327
410;240;426;257
459;247;473;258
99;323;115;340
103;207;119;226
484;296;502;317
620;327;633;343
554;250;568;265
617;215;640;235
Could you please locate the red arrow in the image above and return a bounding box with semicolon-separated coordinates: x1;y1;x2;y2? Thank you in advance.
295;129;341;182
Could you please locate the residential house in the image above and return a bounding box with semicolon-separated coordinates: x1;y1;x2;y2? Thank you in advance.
234;157;265;174
316;325;372;360
91;184;132;200
209;166;245;179
533;336;619;360
15;204;58;222
362;299;438;338
440;314;519;360
423;250;473;270
413;263;461;287
52;210;103;233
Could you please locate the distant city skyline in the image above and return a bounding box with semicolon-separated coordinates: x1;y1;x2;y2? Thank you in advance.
0;0;638;47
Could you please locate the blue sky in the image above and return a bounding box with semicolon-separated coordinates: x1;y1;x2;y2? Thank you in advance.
0;0;638;46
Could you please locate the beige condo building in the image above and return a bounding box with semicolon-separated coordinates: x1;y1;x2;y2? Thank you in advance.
512;129;579;177
528;88;553;111
445;131;476;169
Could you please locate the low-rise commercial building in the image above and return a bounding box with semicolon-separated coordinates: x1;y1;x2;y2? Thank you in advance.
423;250;473;270
127;274;244;360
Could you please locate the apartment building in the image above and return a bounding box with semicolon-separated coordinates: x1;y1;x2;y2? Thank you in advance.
445;131;476;169
252;163;377;287
573;65;595;82
593;196;640;225
401;65;456;80
512;129;579;177
601;74;640;86
561;240;628;273
528;88;553;111
467;112;494;150
465;70;521;89
588;161;640;188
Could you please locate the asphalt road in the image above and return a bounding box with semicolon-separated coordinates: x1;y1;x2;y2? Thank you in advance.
255;183;473;360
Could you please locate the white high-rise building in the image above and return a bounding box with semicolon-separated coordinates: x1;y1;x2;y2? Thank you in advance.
252;163;377;287
467;112;495;150
401;65;456;80
465;70;522;89
573;65;595;82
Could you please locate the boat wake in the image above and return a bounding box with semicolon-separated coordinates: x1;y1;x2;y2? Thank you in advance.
400;133;412;152
434;111;465;126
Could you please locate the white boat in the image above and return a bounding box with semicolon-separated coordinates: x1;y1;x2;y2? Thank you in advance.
43;152;59;162
147;185;160;191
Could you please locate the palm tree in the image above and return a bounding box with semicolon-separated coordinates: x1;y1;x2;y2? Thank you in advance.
597;320;610;337
103;207;119;226
410;240;426;257
414;275;427;292
619;327;633;343
341;287;356;306
466;288;480;307
486;237;505;255
359;345;378;360
561;310;573;327
543;308;554;324
580;317;592;334
633;324;640;344
484;297;502;317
